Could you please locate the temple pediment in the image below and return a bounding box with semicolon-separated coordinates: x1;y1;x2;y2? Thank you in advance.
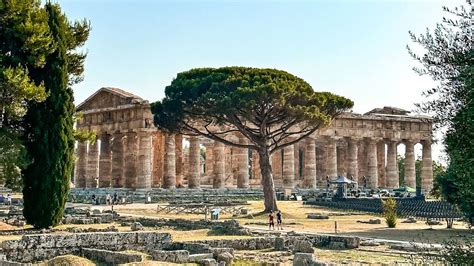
76;87;147;112
364;106;410;116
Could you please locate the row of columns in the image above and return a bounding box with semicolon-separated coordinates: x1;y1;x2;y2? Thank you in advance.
75;130;152;189
161;134;251;189
75;132;433;192
272;137;433;192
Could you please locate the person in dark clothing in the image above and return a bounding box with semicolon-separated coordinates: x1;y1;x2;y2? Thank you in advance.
268;211;275;230
276;210;283;230
113;193;118;205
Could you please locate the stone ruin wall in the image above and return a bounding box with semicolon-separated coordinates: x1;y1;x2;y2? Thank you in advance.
74;88;434;192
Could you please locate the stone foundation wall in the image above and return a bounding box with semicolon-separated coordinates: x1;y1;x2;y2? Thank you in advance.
189;234;359;250
1;231;171;263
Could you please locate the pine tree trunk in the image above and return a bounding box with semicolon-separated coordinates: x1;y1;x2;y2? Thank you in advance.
258;149;278;212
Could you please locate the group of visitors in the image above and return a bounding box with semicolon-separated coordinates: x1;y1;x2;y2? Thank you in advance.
91;192;118;205
1;193;12;205
268;210;283;230
105;193;119;205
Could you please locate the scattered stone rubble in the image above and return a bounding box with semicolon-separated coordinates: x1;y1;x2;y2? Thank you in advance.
402;217;417;223
307;213;329;219
357;218;381;224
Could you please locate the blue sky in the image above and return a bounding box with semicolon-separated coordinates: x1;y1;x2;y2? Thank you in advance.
57;0;466;160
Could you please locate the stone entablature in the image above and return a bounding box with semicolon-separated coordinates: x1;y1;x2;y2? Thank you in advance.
73;88;434;193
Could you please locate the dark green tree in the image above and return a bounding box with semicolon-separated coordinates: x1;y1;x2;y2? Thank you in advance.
22;3;89;228
408;1;473;223
0;0;52;189
152;67;353;212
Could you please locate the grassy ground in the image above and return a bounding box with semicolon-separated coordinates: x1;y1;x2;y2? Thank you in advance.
110;200;471;243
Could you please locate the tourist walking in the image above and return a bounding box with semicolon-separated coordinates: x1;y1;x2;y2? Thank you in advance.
106;194;111;205
276;210;283;230
268;211;275;230
6;193;12;205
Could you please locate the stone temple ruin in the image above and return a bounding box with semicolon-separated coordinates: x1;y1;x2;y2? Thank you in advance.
74;87;434;192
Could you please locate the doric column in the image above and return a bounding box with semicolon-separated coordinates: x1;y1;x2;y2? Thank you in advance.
294;142;300;180
86;140;99;188
326;138;337;179
303;138;317;188
357;141;367;183
347;138;358;179
283;144;295;188
421;140;433;193
337;143;347;177
377;141;386;187
225;146;233;184
236;136;250;188
163;133;176;188
386;140;399;188
152;131;164;188
271;151;283;188
111;132;125;188
136;132;152;188
175;134;183;187
404;140;416;188
316;146;324;187
367;138;379;189
252;150;261;181
205;144;214;177
75;141;87;188
124;132;138;188
213;141;225;188
98;133;112;187
188;136;201;188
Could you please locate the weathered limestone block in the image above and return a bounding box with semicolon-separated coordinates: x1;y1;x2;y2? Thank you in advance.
216;251;233;265
291;239;314;254
188;253;213;263
293;253;315;266
152;250;189;263
81;248;145;264
274;237;286;251
201;258;218;266
307;213;329;219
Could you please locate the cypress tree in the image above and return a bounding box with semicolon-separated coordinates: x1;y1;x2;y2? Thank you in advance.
22;3;83;228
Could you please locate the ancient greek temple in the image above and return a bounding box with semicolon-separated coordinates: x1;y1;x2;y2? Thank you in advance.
74;87;434;192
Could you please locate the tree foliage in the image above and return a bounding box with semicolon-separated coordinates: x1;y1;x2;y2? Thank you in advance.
22;2;89;228
0;0;53;190
408;1;473;223
407;1;472;126
152;67;353;211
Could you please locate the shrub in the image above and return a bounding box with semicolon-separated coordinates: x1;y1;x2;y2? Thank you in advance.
382;198;397;228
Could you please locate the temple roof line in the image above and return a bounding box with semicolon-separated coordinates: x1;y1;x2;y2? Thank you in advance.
76;87;147;111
